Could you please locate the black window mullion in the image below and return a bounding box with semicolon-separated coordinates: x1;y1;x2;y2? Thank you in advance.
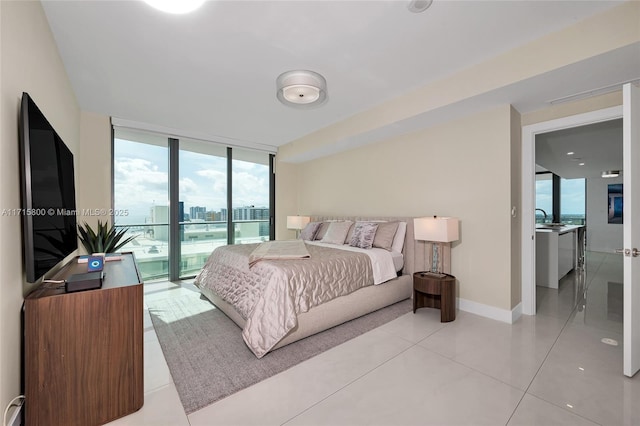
552;173;561;223
168;137;180;281
227;147;234;245
269;154;275;240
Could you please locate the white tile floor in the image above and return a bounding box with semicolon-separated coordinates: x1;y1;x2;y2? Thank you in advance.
107;251;639;426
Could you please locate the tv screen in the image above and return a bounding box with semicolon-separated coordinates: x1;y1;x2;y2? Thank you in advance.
19;92;77;283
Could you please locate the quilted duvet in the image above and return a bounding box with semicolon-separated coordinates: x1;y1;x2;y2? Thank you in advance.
194;242;373;358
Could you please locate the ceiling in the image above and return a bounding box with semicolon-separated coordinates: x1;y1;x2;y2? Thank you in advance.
41;0;639;155
535;119;623;179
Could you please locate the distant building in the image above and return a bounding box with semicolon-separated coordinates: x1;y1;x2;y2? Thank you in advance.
150;205;169;241
233;206;270;236
190;206;206;220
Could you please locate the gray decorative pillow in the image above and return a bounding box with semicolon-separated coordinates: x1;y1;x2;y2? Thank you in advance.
344;222;356;243
299;222;321;241
350;222;379;249
320;221;353;244
373;221;400;251
314;222;331;240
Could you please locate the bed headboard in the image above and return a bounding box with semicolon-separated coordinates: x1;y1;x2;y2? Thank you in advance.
310;216;427;276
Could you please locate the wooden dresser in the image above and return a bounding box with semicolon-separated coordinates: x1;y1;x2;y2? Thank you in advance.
24;252;143;426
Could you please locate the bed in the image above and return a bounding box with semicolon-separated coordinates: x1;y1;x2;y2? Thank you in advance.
194;215;427;358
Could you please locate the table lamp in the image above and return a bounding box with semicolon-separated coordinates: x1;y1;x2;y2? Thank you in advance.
286;215;310;239
414;216;459;277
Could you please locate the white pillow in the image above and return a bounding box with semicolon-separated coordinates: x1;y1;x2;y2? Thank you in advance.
320;221;353;244
391;222;407;253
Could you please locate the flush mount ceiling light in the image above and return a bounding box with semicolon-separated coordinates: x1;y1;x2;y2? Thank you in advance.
602;170;621;178
144;0;205;14
276;70;327;109
407;0;433;13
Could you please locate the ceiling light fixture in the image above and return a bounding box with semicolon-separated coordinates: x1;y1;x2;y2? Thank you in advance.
144;0;205;14
407;0;434;13
602;170;620;178
276;70;327;109
567;152;574;155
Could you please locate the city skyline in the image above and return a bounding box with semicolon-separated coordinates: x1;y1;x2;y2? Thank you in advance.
114;138;270;225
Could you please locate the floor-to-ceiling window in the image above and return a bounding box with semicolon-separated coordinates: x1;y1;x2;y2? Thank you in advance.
536;172;553;223
178;139;229;277
113;129;170;280
560;177;586;225
536;172;585;225
113;127;274;281
231;147;271;245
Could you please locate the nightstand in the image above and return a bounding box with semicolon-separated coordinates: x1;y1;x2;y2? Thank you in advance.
413;271;456;322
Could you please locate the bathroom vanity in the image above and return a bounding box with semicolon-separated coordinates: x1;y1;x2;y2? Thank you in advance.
536;224;585;289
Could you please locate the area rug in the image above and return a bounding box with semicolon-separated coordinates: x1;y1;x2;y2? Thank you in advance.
147;290;411;414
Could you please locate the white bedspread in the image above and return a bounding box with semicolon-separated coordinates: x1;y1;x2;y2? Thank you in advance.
248;240;310;266
306;241;398;284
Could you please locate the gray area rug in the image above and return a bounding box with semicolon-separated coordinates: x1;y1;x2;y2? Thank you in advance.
148;291;411;414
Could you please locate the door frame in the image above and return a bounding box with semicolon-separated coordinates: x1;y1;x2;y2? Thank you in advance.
521;106;623;315
622;83;639;377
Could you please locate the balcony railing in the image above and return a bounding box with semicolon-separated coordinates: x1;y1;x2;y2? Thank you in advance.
114;219;270;281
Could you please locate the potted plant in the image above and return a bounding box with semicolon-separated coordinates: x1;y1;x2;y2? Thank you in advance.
77;220;137;254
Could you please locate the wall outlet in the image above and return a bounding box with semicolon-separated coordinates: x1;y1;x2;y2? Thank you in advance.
7;399;23;426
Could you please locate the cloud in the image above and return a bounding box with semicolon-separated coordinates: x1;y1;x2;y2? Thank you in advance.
232;169;269;207
114;149;271;223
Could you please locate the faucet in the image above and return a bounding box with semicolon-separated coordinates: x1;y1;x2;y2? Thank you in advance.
535;208;547;222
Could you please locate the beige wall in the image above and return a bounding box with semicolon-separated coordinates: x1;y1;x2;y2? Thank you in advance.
77;111;112;240
276;91;622;314
274;160;300;240
278;105;518;311
0;0;80;410
510;106;522;309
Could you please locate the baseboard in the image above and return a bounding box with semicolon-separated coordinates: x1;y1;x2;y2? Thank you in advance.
457;298;522;324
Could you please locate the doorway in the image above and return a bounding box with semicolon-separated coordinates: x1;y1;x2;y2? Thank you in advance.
533;119;623;313
521;106;623;315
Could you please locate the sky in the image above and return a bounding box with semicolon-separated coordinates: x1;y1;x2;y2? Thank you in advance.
113;139;269;225
536;177;586;217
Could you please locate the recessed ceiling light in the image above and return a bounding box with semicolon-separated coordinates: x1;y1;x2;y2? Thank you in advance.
408;0;434;13
567;152;574;155
144;0;205;14
579;163;585;166
602;171;621;178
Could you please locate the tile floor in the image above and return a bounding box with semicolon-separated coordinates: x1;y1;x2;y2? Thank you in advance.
107;251;639;426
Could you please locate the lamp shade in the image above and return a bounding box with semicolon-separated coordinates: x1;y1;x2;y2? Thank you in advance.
413;217;459;242
287;215;310;230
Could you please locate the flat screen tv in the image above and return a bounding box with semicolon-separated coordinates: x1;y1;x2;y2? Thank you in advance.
19;92;77;283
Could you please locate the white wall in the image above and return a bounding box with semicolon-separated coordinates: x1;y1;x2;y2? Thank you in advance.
0;0;80;410
586;175;624;253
